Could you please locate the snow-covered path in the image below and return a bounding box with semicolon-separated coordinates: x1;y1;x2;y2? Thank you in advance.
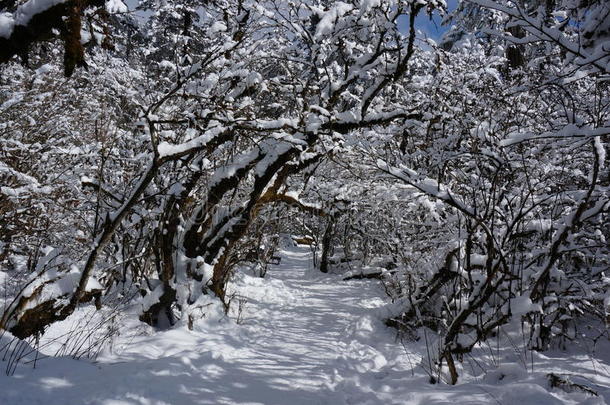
2;246;610;405
223;247;393;397
0;247;409;405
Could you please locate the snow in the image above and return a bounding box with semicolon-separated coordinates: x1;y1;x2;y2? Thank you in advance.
500;125;610;146
208;148;259;188
0;94;23;111
254;141;293;177
35;63;53;75
315;2;354;38
15;265;102;317
470;253;487;267
252;118;298;130
12;0;67;30
595;136;606;168
359;0;380;12
376;159;476;217
1;247;609;404
510;295;542;315
105;0;127;13
157;126;225;159
209;21;227;34
140;283;165;313
0;12;14;38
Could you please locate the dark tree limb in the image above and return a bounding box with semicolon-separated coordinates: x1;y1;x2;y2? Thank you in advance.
0;0;105;76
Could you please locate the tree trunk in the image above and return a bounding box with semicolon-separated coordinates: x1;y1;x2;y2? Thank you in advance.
320;217;335;273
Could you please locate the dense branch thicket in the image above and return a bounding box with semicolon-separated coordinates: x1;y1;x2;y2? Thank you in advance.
0;0;608;384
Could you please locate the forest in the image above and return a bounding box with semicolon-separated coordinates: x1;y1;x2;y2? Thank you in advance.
0;0;609;403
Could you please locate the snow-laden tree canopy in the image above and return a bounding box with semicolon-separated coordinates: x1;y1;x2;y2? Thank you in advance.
0;0;608;385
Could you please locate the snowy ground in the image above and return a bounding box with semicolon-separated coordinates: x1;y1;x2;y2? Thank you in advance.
1;246;609;404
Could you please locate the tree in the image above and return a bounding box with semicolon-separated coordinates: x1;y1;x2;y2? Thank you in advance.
1;0;445;337
370;0;609;384
1;0;606;388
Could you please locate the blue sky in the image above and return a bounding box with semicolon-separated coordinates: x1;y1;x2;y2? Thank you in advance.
398;0;458;41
